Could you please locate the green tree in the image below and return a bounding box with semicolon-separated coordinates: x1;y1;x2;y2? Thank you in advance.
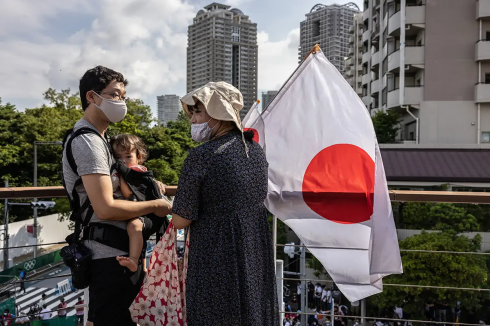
403;203;480;233
371;231;489;316
372;110;401;143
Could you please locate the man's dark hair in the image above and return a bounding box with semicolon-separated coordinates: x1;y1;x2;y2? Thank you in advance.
19;268;22;271
4;309;8;313
79;65;128;111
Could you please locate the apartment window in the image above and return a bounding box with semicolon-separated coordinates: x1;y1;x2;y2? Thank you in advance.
486;73;490;84
486;31;490;41
482;132;490;143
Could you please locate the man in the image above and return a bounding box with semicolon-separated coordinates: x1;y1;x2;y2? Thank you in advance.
57;298;67;318
38;294;47;311
75;297;84;326
18;268;26;294
62;66;171;325
1;309;15;325
40;305;51;321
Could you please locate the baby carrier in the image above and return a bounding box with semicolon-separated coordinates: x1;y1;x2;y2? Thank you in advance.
60;127;168;288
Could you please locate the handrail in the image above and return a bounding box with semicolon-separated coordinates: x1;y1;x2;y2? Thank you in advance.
0;186;177;199
1;187;490;204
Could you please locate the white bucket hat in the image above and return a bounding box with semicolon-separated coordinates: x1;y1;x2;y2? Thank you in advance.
180;81;244;131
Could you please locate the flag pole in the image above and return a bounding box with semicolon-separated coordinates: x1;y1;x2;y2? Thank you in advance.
272;215;277;269
304;44;321;61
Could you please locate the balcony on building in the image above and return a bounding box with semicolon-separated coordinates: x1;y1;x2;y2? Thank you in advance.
362;95;372;106
476;40;490;61
363;9;371;23
349;35;355;45
371;51;381;70
361;73;371;86
387;46;425;72
362;30;371;44
362;51;370;64
371;79;382;96
475;83;490;103
477;0;490;20
388;4;425;37
387;86;423;109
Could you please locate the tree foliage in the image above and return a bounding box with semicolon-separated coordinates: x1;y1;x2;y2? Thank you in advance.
372;110;401;143
0;89;195;222
403;203;480;233
370;231;489;315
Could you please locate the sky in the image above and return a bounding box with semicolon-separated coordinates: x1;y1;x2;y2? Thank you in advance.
0;0;363;116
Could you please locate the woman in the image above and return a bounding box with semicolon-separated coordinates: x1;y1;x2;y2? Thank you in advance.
171;81;279;325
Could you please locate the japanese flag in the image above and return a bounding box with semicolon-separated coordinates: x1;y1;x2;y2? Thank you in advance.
244;47;402;302
242;100;264;148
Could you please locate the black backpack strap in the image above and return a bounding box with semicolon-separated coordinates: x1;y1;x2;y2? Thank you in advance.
82;223;130;252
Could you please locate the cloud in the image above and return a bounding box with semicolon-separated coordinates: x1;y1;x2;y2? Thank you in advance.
0;0;195;110
223;0;254;7
257;28;300;93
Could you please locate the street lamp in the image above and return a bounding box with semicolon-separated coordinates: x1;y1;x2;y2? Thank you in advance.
33;141;63;258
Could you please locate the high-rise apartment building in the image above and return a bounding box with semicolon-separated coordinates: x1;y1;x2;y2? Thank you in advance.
345;13;364;97
157;95;183;126
187;3;258;119
299;3;360;77
262;91;278;111
359;0;490;145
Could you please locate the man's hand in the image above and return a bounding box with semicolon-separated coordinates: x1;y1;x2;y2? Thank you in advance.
153;199;172;217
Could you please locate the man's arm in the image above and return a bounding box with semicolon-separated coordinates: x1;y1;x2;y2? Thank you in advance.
82;174;171;220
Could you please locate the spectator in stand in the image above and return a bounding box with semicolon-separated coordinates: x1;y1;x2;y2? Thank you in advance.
297;281;302;310
308;281;315;309
321;285;329;311
75;297;84;326
314;283;322;311
437;302;448;324
40;305;51;321
426;301;435;324
18;268;26;294
57;298;67;318
38;294;47;311
1;309;15;325
455;302;462;323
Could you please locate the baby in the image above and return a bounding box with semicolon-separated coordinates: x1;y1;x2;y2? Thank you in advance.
110;133;152;272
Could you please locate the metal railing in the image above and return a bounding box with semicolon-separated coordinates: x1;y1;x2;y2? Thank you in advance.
2;186;490;326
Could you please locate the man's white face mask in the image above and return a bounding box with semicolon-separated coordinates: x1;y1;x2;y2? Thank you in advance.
93;92;127;123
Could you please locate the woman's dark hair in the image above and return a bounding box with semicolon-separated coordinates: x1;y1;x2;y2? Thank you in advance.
79;65;128;111
243;128;255;141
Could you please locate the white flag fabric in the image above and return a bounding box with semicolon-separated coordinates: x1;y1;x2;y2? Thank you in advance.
242;100;265;148
244;49;402;302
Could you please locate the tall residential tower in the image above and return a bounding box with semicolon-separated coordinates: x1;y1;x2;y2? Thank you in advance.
299;3;360;77
187;3;258;118
157;95;182;126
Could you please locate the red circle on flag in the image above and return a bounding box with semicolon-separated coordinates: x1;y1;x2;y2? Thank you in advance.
302;144;375;224
244;128;259;143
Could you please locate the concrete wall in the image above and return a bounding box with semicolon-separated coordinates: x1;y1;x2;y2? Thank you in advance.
481;104;490;136
420;101;478;144
425;0;478;101
0;214;71;263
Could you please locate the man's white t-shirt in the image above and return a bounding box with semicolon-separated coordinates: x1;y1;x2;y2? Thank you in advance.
40;308;51;320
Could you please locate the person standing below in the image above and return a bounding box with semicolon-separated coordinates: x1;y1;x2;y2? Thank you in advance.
314;283;322;311
75;297;84;326
172;81;279;324
1;309;15;325
38;294;47;312
57;298;67;318
62;66;171;325
297;281;302;311
18;268;26;294
40;305;51;320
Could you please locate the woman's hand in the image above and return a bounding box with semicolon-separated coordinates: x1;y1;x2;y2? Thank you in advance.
155;181;167;196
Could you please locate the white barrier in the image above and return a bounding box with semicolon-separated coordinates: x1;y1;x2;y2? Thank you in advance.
0;214;71;263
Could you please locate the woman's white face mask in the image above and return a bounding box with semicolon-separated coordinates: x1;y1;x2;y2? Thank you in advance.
191;118;220;142
93;92;127;123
